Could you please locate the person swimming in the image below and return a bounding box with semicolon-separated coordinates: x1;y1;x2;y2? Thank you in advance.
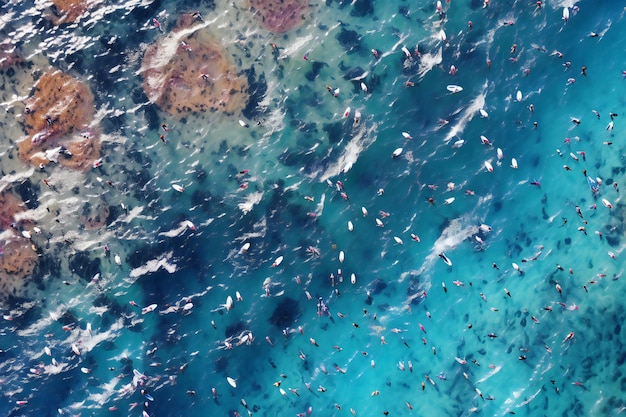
317;297;331;318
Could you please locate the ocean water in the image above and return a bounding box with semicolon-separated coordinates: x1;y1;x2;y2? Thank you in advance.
0;0;625;416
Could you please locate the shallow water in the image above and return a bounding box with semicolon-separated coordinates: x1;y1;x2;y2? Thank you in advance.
1;0;626;416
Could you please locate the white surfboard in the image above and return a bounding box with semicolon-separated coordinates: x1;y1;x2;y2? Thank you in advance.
447;85;463;93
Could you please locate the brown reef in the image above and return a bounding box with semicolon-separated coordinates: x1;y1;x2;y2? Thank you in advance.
0;41;22;69
248;0;310;33
18;69;101;171
141;13;249;118
45;0;90;25
0;191;39;293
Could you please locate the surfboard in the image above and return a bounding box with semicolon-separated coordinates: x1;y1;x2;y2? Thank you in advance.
439;253;452;267
447;85;463;93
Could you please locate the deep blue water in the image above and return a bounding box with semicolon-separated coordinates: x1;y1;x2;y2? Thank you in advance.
1;1;626;416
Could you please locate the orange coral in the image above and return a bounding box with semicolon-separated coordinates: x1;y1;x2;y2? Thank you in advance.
248;0;310;33
141;15;249;118
18;69;100;171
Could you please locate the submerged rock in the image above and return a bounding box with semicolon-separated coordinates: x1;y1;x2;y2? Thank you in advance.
45;0;90;25
79;199;111;229
141;13;249;118
0;236;38;297
0;41;22;69
18;69;101;171
248;0;310;33
0;190;40;297
269;297;301;328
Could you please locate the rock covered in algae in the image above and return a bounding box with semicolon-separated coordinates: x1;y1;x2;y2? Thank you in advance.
0;41;22;69
248;0;310;33
141;14;249;118
44;0;90;25
0;192;39;293
18;69;101;171
79;199;111;229
0;237;38;286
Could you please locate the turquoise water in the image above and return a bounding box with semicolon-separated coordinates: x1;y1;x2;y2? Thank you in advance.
1;0;625;416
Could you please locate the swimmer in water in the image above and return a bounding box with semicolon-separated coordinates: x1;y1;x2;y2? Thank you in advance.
317;297;331;318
